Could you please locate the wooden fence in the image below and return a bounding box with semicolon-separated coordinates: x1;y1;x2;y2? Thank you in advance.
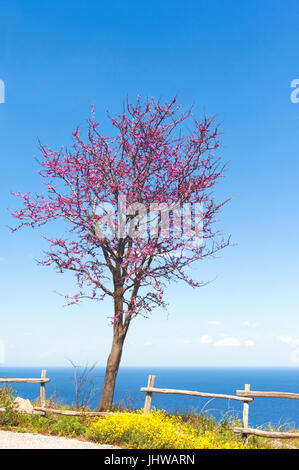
2;370;299;441
234;384;299;443
0;369;113;417
0;369;50;407
140;375;299;444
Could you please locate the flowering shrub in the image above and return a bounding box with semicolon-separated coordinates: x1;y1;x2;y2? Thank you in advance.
87;409;248;449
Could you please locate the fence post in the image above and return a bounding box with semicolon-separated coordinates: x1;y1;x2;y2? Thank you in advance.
242;384;250;445
144;375;156;412
40;369;47;407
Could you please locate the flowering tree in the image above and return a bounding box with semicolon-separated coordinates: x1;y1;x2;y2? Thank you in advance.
11;97;229;410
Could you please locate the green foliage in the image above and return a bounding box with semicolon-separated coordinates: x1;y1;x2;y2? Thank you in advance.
11;413;87;438
0;386;19;427
49;416;87;437
0;395;298;449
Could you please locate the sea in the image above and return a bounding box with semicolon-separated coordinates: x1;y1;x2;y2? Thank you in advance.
1;366;299;429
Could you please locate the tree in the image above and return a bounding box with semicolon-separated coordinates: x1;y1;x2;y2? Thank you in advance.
11;96;229;410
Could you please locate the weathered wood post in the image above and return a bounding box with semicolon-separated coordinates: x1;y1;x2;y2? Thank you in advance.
40;369;47;407
144;375;156;412
242;384;250;445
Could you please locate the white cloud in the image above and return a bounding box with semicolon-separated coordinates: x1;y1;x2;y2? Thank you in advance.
276;336;299;364
200;335;213;345
243;321;259;328
244;340;255;347
207;321;221;326
215;337;241;347
277;336;293;344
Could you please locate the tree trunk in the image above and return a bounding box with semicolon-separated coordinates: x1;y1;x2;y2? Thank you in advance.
98;283;128;411
98;323;126;410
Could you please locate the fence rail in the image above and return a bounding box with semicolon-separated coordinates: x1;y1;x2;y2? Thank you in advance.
140;375;252;414
140;386;253;402
0;378;49;384
141;375;299;444
33;407;114;417
234;427;299;439
236;390;299;400
0;369;50;407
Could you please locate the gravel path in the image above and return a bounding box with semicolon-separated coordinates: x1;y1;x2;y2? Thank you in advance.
0;430;119;449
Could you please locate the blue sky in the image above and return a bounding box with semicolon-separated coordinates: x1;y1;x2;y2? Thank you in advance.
0;0;299;367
